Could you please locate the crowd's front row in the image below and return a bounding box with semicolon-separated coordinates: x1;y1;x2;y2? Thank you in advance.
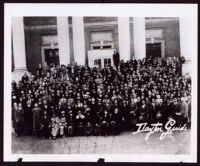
13;97;191;140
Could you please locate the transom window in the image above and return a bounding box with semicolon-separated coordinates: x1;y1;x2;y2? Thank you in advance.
90;31;114;50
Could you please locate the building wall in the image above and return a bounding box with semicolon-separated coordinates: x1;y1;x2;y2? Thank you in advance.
24;17;57;26
84;17;118;23
24;27;57;73
146;19;180;57
21;17;180;73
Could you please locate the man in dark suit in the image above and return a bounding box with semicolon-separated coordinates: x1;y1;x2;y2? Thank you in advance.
171;98;181;126
40;110;51;139
113;49;120;70
41;100;50;115
112;108;122;135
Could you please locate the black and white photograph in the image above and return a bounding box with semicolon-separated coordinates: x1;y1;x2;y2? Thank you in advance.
4;4;197;162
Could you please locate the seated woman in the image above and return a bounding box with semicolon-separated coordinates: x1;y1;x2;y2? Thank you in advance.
49;113;60;139
59;111;67;138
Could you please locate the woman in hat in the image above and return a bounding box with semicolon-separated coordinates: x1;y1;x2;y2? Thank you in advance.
59;111;67;138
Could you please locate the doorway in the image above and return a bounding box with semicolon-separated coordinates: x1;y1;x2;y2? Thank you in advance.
44;48;60;66
94;57;112;68
146;43;162;59
88;49;114;68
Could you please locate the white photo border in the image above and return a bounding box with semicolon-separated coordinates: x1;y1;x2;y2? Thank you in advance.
4;3;198;162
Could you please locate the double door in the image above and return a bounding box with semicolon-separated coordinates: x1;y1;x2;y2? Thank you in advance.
146;43;162;59
44;48;60;66
94;57;112;68
88;49;114;68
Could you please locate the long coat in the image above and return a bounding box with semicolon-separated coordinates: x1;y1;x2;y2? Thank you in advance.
40;115;51;137
32;107;42;134
113;53;120;67
129;102;138;125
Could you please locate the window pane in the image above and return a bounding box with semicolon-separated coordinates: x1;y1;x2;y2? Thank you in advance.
98;59;101;67
108;58;111;65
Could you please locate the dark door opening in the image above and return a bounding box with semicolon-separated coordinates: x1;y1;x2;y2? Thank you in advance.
44;49;60;66
146;43;162;59
94;59;102;67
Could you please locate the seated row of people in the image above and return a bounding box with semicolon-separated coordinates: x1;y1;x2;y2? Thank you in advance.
13;95;190;139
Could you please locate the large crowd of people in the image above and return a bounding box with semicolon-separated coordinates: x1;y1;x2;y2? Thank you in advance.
12;55;191;139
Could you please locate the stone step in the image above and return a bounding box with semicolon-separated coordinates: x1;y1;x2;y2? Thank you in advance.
12;69;30;84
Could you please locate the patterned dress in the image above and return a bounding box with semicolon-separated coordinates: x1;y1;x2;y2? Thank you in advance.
59;116;67;136
50;116;60;137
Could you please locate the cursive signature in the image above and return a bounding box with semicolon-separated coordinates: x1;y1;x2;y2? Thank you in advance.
133;118;187;140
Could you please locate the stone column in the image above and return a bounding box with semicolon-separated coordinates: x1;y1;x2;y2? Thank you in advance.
133;17;146;60
179;18;191;75
12;17;27;70
57;17;71;66
12;17;29;82
72;17;86;66
118;17;131;62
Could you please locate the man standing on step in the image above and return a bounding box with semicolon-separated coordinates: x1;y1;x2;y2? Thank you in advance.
113;49;120;70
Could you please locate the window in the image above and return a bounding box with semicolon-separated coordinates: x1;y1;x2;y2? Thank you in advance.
42;35;58;47
41;35;59;67
90;31;114;50
94;59;102;67
104;58;111;67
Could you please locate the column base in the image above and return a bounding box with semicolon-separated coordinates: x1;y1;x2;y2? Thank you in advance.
12;68;30;83
182;60;191;76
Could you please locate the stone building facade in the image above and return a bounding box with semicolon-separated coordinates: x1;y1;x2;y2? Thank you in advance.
12;17;191;81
